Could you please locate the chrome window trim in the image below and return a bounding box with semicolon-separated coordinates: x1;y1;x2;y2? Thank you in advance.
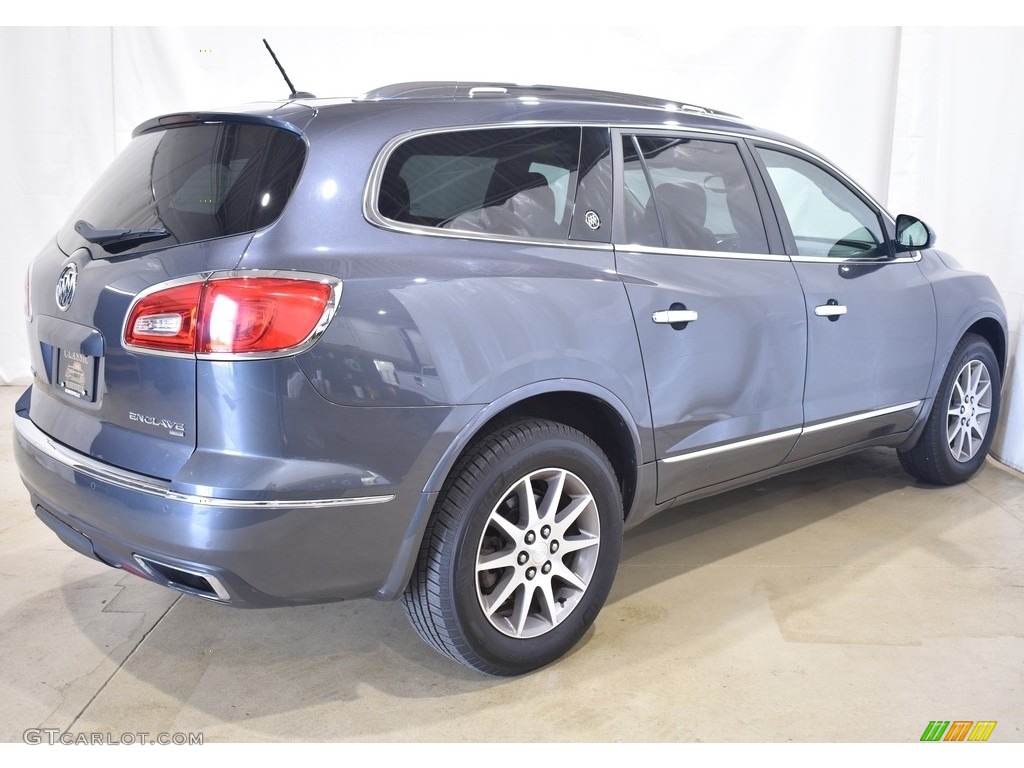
120;269;344;361
617;243;792;263
790;253;922;264
15;412;394;510
364;216;614;252
660;401;923;464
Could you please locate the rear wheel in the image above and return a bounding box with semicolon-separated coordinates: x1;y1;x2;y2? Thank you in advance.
402;418;623;675
899;333;1001;485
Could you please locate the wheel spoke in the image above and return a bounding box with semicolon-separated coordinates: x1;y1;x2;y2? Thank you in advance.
516;476;540;529
973;378;991;400
551;560;588;592
486;511;521;543
947;418;961;442
511;582;535;636
537;579;558;625
477;548;519;571
557;534;600;556
554;493;594;532
536;469;566;521
968;362;984;394
482;572;520;618
953;427;968;461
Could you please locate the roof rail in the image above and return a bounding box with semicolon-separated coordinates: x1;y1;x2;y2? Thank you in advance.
357;81;738;118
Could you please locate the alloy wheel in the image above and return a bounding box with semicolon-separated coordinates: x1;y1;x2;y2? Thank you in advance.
475;468;601;638
946;359;992;463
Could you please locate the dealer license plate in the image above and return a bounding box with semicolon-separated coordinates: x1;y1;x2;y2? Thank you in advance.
56;348;96;401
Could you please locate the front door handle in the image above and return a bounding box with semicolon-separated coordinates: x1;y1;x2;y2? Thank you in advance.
814;300;847;321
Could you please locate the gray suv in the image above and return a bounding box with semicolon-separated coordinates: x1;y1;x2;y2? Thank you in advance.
14;81;1006;675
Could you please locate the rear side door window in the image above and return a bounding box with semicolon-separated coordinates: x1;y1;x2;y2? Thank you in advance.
622;135;769;254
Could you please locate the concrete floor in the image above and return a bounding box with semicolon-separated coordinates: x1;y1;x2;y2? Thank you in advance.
2;384;1023;744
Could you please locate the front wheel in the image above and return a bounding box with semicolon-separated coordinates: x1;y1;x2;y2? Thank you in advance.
899;333;1001;485
402;418;623;675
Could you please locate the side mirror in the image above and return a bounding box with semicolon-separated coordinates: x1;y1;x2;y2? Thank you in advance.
895;214;935;252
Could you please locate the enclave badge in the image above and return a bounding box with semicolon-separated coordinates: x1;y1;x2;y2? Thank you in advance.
55;263;78;311
129;411;186;438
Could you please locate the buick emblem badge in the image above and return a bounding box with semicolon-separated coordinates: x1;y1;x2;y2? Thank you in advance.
55;263;78;311
584;210;601;230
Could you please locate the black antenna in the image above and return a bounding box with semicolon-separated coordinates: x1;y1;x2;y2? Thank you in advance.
263;39;315;99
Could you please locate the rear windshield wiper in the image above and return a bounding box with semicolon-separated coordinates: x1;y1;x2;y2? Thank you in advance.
75;219;169;252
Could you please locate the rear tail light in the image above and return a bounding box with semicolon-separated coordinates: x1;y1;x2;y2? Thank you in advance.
124;272;340;357
124;282;202;354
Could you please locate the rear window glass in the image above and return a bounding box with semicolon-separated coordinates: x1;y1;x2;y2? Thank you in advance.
61;122;306;254
377;127;583;241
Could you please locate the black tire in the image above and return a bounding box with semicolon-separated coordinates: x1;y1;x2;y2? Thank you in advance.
899;333;1001;485
402;418;623;675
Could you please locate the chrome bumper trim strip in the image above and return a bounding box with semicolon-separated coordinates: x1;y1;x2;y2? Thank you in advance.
15;413;394;510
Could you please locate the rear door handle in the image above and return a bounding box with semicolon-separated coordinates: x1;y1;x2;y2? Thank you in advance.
814;301;847;321
652;309;699;324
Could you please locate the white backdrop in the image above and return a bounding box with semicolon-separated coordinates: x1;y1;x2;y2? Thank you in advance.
1;25;1021;466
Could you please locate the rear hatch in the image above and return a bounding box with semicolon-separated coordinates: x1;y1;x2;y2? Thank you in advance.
25;111;308;479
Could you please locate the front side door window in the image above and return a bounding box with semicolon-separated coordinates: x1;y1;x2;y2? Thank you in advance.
756;148;888;259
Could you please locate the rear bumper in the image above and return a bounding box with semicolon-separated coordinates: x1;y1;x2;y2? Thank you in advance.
13;387;430;607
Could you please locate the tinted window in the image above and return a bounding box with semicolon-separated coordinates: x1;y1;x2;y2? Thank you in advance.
61;122;306;254
622;135;768;253
378;127;582;240
757;148;887;259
